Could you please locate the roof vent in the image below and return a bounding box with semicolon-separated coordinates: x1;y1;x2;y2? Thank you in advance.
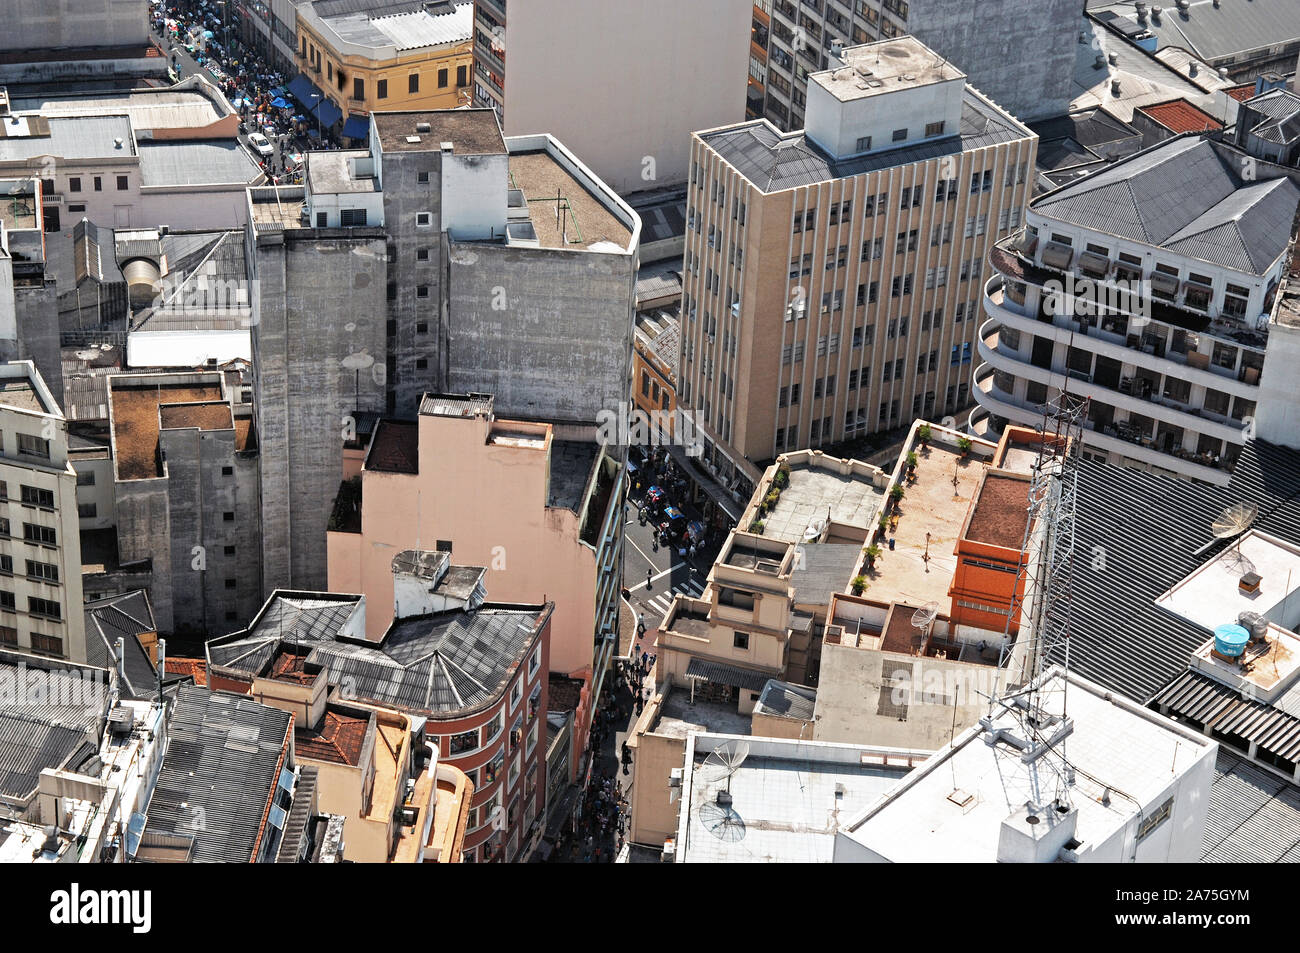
1175;0;1189;10
1108;52;1118;65
1111;78;1122;95
1152;4;1163;21
415;122;431;133
1094;54;1106;70
440;141;453;152
405;135;421;144
114;137;124;149
1189;61;1198;77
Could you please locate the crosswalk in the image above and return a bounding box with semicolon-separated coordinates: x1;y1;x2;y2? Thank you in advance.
641;578;706;620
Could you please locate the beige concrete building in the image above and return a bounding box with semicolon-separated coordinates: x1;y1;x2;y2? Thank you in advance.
681;36;1035;504
326;393;623;785
0;361;86;663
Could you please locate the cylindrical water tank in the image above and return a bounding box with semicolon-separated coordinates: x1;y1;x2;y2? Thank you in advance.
1214;623;1250;658
122;258;162;310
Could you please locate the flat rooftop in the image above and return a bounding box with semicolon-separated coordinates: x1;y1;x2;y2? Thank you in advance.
0;114;135;162
677;734;912;863
868;444;982;607
507;150;632;251
158;400;234;433
757;458;884;544
1156;530;1300;635
12;83;230;130
841;668;1216;862
372;109;504;155
810;38;964;103
547;439;598;514
110;379;224;480
306;150;379;195
138;139;262;188
0;377;48;414
965;472;1032;549
700;88;1030;194
650;689;751;741
249;186;305;229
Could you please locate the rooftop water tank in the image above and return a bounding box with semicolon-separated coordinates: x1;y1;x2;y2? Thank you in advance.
1214;623;1250;658
1237;611;1269;641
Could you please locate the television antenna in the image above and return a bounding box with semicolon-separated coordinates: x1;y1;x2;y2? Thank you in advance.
699;740;750;795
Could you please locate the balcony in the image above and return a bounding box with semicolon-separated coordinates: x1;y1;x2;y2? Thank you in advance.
983;276;1259;400
977;319;1246;447
972;364;1234;486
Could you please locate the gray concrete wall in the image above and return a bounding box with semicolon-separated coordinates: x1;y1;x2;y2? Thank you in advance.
1;0;148;52
909;0;1077;123
381;150;446;417
114;476;172;632
157;422;262;636
251;230;388;594
14;282;64;411
446;242;635;425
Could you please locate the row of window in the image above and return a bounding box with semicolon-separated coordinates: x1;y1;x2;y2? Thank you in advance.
0;519;56;546
0;555;58;582
0;592;61;619
68;175;129;194
0;625;61;656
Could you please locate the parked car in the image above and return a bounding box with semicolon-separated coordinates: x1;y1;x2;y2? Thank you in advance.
247;132;274;157
645;485;666;512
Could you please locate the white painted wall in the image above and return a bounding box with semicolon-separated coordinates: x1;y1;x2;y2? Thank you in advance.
441;152;508;240
806;77;965;161
501;0;751;196
1256;316;1300;452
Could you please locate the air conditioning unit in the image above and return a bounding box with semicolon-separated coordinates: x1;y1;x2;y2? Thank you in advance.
661;838;676;861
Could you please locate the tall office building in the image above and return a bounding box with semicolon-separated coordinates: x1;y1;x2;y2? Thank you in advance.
748;0;1078;131
681;37;1035;501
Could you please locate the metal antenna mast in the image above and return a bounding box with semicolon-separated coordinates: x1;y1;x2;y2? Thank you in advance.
985;389;1089;811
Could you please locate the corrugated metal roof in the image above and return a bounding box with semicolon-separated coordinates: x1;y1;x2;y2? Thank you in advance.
142;685;291;863
754;679;817;720
1045;440;1300;704
1034;136;1300;274
1090;0;1300;63
684;657;774;693
1154;670;1300;761
1201;750;1300;863
84;590;158;701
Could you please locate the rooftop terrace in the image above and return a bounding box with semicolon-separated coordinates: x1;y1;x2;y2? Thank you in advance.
506;150;632;251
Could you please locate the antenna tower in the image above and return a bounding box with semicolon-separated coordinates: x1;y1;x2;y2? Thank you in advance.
985;389;1089;811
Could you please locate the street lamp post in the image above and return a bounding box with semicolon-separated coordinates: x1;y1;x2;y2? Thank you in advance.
309;91;321;143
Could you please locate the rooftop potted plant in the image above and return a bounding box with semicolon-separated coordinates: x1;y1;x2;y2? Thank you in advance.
851;574;867;596
957;435;973;458
864;543;882;569
906;450;918;479
918;423;932;448
749;519;765;534
773;465;790;489
890;483;906;504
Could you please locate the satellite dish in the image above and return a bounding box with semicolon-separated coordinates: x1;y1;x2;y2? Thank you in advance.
911;602;940;630
699;740;750;793
1211;502;1257;539
697;800;747;842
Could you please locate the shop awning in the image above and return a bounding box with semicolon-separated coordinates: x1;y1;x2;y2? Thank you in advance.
285;73;320;107
342;114;369;139
312;96;342;128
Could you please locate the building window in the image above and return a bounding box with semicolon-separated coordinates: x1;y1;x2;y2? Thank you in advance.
855;135;872;152
22;523;56;546
435;539;452;553
340;208;367;226
733;631;750;650
416;285;430;298
26;560;58;583
416;212;432;227
891;127;907;141
117;175;128;191
415;358;428;369
20;486;54;508
416;247;430;260
457;65;468;87
408;73;419;94
31;633;62;656
528;648;540;677
448;728;478;755
353;77;364;100
28;596;61;620
0;625;14;645
224;545;236;556
924;121;944;137
438;68;448;88
221;466;233;476
69;177;82;193
17;433;49;459
224;578;236;590
377;79;388;99
416;321;428;333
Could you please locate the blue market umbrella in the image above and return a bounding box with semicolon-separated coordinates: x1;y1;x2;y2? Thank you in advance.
271;96;290;109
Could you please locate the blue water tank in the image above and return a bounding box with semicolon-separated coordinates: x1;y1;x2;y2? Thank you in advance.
1214;623;1250;658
